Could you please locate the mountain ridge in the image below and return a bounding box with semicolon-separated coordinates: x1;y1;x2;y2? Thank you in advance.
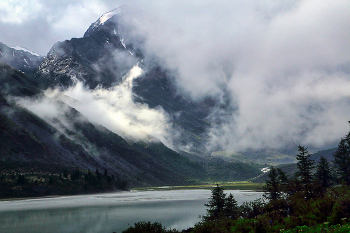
0;61;262;190
34;8;216;151
0;42;44;76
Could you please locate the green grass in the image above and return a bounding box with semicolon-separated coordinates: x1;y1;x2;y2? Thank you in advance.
132;181;264;191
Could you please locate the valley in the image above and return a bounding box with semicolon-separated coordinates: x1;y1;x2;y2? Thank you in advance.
0;4;345;201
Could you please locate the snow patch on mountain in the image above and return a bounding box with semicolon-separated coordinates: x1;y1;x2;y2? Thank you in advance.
99;8;121;25
10;46;41;57
87;6;127;35
120;38;133;55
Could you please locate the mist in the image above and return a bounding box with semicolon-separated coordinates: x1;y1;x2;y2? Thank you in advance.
6;0;350;152
17;65;174;147
119;0;350;151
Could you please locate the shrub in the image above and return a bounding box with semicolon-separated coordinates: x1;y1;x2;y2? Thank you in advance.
122;221;179;233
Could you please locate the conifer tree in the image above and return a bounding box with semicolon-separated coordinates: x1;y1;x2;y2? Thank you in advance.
295;146;314;197
104;169;108;177
224;193;239;220
333;130;350;185
277;168;289;195
315;156;333;191
17;174;26;184
203;184;226;221
263;166;281;201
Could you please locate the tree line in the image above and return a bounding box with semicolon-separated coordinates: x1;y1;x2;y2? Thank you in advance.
0;167;128;198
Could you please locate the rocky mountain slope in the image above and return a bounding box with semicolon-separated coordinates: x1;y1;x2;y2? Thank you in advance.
0;61;262;188
34;7;217;151
0;42;44;76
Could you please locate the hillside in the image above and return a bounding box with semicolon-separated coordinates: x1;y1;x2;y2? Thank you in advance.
0;61;262;198
252;148;337;183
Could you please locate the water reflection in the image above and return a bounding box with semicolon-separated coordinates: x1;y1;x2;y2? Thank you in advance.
0;190;262;233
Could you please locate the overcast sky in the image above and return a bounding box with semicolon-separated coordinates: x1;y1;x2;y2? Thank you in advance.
5;0;350;151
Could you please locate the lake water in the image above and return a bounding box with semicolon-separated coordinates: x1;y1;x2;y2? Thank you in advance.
0;189;263;233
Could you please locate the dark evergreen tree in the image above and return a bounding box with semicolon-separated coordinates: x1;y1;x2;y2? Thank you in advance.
71;169;81;181
96;169;102;182
224;193;239;220
277;168;289;194
295;145;314;197
104;169;108;177
17;174;26;184
263;166;282;201
333;133;350;185
48;175;54;185
203;184;226;221
315;156;333;191
63;169;68;178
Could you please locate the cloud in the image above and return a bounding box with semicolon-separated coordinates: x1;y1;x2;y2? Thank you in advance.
5;0;350;152
118;0;350;151
17;65;174;146
63;65;172;143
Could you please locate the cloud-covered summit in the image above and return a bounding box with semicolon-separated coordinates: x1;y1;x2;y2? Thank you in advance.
3;0;350;153
118;0;350;151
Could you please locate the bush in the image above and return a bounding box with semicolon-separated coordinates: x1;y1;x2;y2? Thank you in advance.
122;221;179;233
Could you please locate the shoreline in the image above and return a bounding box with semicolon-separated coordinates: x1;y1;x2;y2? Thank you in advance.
0;189;128;202
0;182;264;201
132;182;264;192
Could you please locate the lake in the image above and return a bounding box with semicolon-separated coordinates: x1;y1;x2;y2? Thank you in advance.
0;189;263;233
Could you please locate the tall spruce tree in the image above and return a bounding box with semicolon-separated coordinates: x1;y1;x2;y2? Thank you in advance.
264;166;282;201
295;145;314;197
204;184;227;221
333;129;350;185
224;193;239;220
277;168;289;193
315;156;333;191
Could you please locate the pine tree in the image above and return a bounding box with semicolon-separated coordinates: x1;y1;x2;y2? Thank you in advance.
277;168;289;195
104;169;108;177
63;169;68;179
333;133;350;185
203;184;226;221
295;146;314;197
263;166;281;201
17;174;26;184
224;193;239;220
315;156;333;191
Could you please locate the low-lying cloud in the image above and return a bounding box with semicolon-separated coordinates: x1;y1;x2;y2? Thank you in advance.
17;65;174;146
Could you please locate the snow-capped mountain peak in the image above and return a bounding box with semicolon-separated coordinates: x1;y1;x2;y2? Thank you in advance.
0;42;44;74
10;46;41;57
84;6;129;38
98;8;122;25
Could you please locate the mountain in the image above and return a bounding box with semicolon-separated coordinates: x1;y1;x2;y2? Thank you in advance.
0;61;197;186
0;42;44;76
34;6;218;151
0;61;262;192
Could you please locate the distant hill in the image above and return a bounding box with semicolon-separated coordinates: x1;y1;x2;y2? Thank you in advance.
252;147;337;183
